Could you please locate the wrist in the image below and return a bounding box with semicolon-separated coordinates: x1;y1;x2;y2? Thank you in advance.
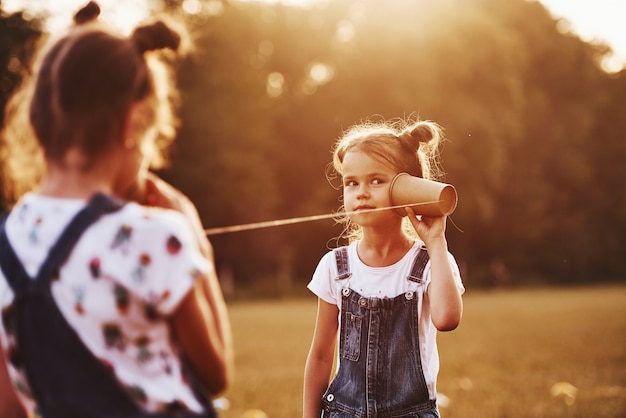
425;236;448;253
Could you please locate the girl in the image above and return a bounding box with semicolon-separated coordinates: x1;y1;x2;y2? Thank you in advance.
303;118;464;418
0;2;232;417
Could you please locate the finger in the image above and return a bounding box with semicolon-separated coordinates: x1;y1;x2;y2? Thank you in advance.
405;206;421;220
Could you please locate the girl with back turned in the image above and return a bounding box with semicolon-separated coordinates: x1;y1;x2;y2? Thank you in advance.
0;2;233;416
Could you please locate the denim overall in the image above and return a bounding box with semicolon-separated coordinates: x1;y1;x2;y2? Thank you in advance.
0;194;216;418
321;246;439;418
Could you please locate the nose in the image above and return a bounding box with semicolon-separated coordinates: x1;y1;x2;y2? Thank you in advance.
357;184;370;199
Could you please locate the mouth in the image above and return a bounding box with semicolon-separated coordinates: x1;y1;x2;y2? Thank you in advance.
353;205;375;212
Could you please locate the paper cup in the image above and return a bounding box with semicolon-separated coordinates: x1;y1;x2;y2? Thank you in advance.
389;173;458;217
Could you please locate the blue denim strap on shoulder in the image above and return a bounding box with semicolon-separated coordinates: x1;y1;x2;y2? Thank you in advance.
0;194;123;294
34;193;123;286
0;211;31;293
334;247;352;281
407;245;429;284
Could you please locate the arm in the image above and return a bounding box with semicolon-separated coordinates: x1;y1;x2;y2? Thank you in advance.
122;171;212;257
407;208;463;331
142;173;234;378
172;265;234;396
128;173;233;394
123;172;233;392
303;299;339;418
0;348;26;418
141;172;212;258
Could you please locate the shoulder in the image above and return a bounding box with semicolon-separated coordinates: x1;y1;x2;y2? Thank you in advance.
322;242;357;276
308;246;352;305
313;249;340;277
79;202;206;275
116;202;190;228
98;202;194;242
79;203;208;312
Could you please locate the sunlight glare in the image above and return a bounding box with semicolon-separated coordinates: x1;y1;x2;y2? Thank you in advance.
335;20;355;43
2;0;151;35
234;0;323;8
551;381;578;406
182;0;225;16
300;61;334;95
182;0;203;15
309;62;334;85
266;72;285;98
538;0;626;72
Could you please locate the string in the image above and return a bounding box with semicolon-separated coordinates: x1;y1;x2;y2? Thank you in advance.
205;201;443;236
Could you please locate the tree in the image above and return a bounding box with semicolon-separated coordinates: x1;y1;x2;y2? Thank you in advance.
7;0;623;288
0;2;43;211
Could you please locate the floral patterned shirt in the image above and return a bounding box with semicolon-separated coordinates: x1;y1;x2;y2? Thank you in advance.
0;194;211;414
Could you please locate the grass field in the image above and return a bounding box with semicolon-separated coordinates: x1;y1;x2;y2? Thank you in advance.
217;284;626;418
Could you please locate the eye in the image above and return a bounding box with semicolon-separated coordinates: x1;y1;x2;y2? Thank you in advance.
344;179;357;187
371;178;384;185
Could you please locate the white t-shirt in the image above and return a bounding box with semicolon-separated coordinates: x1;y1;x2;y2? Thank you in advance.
0;194;211;413
307;240;464;400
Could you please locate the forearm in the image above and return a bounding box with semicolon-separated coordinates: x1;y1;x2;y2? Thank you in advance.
303;299;338;418
303;355;333;418
0;349;26;418
426;237;463;331
174;278;234;396
201;270;234;387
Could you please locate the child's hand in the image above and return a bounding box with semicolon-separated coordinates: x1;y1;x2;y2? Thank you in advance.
406;207;447;248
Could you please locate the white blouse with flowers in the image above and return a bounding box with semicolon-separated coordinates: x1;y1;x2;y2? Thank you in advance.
0;194;211;414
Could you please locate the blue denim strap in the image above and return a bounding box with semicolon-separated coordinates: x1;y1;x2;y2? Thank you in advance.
407;245;429;283
333;245;429;285
334;247;352;281
0;193;123;295
36;193;123;285
0;212;31;293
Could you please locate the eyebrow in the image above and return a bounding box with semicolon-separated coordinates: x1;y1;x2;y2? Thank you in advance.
342;172;391;181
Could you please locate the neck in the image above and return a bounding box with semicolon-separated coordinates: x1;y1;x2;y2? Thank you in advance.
358;228;414;267
37;149;116;199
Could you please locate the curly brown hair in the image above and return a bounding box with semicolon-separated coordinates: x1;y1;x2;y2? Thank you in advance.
328;116;446;243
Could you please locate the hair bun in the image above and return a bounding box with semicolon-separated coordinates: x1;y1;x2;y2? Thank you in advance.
74;1;100;25
131;21;181;54
408;122;437;144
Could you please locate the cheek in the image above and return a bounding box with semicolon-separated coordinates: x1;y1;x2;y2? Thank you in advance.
373;185;391;202
342;187;356;202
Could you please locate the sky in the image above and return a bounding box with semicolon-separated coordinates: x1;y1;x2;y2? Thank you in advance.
3;0;625;72
537;0;626;72
3;0;151;35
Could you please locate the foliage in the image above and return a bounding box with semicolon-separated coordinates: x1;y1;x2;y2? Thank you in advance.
0;2;43;208
160;0;626;287
1;0;625;287
0;3;42;127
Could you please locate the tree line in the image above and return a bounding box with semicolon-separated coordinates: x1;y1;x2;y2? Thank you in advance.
2;0;625;292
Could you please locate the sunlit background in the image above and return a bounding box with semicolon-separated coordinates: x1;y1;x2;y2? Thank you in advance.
4;0;625;72
1;0;625;416
539;0;626;72
2;0;625;307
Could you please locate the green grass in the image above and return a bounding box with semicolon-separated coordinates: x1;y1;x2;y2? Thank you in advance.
218;285;626;417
